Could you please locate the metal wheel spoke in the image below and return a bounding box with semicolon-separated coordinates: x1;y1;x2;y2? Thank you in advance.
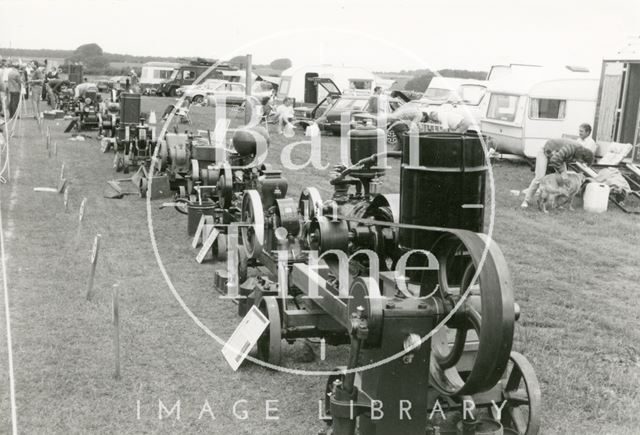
506;366;524;391
507;406;528;434
504;389;530;406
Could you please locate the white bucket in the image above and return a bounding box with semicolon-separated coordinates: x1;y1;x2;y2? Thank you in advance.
583;182;610;213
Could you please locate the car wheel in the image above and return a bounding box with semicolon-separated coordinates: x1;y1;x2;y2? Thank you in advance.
192;95;204;105
169;88;177;97
387;129;398;147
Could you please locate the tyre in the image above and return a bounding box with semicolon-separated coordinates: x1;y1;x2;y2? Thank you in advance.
192;95;204;105
387;129;398;147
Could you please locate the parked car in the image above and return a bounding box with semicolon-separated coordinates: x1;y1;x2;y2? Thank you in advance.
315;94;406;135
158;61;237;97
350;94;425;146
295;78;407;135
202;81;272;106
176;79;226;103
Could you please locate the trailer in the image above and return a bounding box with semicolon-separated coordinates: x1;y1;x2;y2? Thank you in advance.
593;37;640;163
276;65;376;105
481;67;599;158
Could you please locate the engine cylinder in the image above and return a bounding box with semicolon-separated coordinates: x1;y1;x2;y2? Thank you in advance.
399;132;487;250
257;170;288;208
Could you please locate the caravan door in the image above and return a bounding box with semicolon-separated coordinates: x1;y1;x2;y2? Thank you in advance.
304;72;320;104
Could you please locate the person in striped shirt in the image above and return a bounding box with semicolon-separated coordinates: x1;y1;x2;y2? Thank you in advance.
521;138;594;208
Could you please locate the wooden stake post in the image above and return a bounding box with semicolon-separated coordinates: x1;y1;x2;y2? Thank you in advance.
86;234;101;301
112;284;121;380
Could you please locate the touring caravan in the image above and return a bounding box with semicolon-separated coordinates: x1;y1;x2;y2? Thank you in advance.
481;68;599;158
140;62;181;94
593;38;640;162
276;65;376;105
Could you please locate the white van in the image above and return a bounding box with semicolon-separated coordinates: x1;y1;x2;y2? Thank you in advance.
140;62;181;94
276;65;376;105
481;68;599;158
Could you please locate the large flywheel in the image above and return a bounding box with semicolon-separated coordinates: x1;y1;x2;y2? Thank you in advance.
428;231;515;397
241;190;265;258
217;163;233;209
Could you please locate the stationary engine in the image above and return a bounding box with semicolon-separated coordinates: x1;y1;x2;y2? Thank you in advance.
109;93;158;173
231;129;540;435
73;85;102;131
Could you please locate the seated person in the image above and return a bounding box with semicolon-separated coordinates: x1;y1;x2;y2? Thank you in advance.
577;122;597;153
275;97;294;133
521;138;595;208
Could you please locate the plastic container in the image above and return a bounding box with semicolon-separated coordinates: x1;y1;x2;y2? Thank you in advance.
583;182;610;213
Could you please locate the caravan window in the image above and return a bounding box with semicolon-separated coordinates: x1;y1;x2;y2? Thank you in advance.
182;70;196;80
487;94;519;122
153;69;173;80
529;98;566;119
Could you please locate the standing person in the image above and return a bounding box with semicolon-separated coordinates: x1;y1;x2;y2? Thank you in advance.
367;86;383;115
129;70;139;93
29;63;44;103
7;65;23;118
43;66;58;102
577;123;597;153
521;138;594;208
23;63;33;100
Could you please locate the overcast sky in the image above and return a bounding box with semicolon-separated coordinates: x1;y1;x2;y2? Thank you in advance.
1;0;638;72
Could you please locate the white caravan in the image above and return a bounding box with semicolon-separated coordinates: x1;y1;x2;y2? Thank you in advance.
140;61;181;93
481;67;599;158
276;65;376;105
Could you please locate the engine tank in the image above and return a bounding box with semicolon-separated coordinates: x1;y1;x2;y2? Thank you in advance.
399;131;487;250
232;126;270;157
348;126;385;178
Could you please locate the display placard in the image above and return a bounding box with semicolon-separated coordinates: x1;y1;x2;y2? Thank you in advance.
221;306;269;371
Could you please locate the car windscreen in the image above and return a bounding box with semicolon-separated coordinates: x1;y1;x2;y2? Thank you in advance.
423;88;452;101
333;98;368;111
460;85;486;105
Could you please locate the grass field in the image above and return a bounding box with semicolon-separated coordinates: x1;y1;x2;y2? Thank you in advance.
0;96;639;434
